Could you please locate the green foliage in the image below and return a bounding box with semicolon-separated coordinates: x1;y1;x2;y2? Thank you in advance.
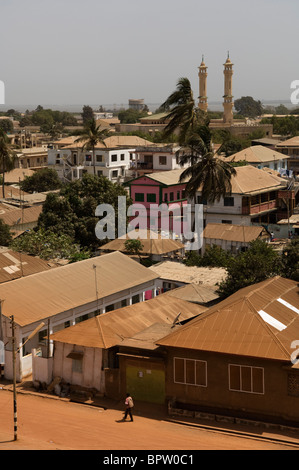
0;119;13;133
217;239;282;298
81;105;94;124
11;229;81;260
184;245;233;268
234;96;264;118
19;107;77;128
20;168;62;193
37;173;131;250
118;108;148;124
260;115;299;136
124;239;144;256
0;219;13;246
281;239;299;281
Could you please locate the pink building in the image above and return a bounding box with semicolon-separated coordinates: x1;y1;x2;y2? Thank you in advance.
126;169;188;234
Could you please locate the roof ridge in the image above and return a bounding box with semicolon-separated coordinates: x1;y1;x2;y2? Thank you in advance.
95;315;107;349
244;296;291;359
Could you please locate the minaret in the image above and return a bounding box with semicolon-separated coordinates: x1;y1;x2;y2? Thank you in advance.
198;55;208;112
223;52;234;124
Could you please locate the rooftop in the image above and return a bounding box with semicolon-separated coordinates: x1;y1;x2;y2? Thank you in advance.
157;276;299;362
0;251;159;327
223;145;288;163
49;293;206;350
203;223;270;243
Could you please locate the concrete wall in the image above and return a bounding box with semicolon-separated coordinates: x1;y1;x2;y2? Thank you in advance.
52;342;103;391
32;350;53;385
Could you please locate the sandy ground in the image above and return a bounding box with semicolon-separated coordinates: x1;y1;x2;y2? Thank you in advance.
0;389;298;451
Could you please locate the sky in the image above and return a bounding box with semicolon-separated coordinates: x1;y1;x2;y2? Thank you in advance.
0;0;298;110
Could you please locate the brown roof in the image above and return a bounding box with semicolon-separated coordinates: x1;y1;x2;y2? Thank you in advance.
50;293;206;350
203;223;269;243
163;283;219;304
276;137;299;147
0;251;159;327
100;229;184;256
149;261;227;288
157;276;299;362
62;135;153;150
223;146;288;163
0;205;42;226
0;249;56;283
4;168;35;183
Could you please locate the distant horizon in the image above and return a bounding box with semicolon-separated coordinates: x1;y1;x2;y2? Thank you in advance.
0;99;297;115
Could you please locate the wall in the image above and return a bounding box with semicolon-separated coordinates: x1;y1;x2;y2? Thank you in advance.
164;347;299;425
32;350;53;385
53;342;103;391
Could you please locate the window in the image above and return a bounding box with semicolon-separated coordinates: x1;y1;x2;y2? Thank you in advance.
75;314;88;324
135;193;144;202
222;220;232;224
72;358;83;373
96;155;103;162
120;154;125;161
169;192;174;201
85;154;92;161
132;294;140;304
224;197;234;206
106;304;115;312
111;154;117;162
147;193;156;203
181;190;186;199
229;364;264;394
174;357;207;387
159;156;167;165
111;170;118;178
38;329;47;345
121;299;127;308
177;191;180;200
97;170;103;177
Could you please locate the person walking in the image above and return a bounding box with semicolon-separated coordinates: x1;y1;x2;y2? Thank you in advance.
123;393;134;421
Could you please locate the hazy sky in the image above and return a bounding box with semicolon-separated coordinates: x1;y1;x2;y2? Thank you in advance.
0;0;298;110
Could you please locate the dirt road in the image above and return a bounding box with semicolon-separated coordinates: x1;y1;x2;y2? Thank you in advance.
0;389;298;451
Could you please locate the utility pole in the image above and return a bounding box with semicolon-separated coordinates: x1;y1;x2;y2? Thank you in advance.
10;315;17;441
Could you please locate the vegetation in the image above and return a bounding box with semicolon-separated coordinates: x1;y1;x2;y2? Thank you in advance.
0;129;16;198
260;114;299;136
81;105;94;124
75;118;111;175
124;239;144;259
0;219;13;246
20;168;62;193
19;105;78;128
11;228;82;260
118;108;148;124
37;173;131;251
234;96;264;118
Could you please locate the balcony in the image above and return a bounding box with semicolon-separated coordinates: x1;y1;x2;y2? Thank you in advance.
242;200;277;215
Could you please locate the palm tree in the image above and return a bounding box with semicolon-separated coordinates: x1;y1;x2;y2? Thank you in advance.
0;129;16;198
179;128;236;235
161;77;208;144
75;118;111;175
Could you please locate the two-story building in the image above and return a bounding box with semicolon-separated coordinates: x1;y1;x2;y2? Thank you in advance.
276;136;299;174
47;135;153;183
222;145;289;173
132;143;189;177
126;169;188;235
196;165;297;227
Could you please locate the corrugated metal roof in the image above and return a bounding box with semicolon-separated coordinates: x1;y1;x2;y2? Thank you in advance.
0;251;159;327
163;283;219;304
0;249;56;283
223;146;289;163
0;205;42;226
149;261;227;287
157;276;299;361
100;229;184;255
203;223;269;243
50;294;206;350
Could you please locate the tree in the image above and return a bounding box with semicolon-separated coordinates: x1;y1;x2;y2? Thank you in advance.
81;105;94;124
124;239;144;260
20;168;62;193
217;239;282;298
10;228;82;260
0;119;13;133
184;244;233;268
179;127;236;209
0;129;16;198
37;173;131;250
161;77;208;144
234;96;264;118
281;239;299;281
0;219;13;246
75;118;111;175
118;109;147;124
40;121;64;140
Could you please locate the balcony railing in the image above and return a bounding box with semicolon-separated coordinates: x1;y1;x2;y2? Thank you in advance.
242;200;277;215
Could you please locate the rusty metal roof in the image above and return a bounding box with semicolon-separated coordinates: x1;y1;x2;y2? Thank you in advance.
50;294;206;350
203;223;269;243
157;276;299;362
0;251;159;327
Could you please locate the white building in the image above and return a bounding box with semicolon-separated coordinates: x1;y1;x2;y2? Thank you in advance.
223;145;289;173
0;252;159;381
47;135;153;183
